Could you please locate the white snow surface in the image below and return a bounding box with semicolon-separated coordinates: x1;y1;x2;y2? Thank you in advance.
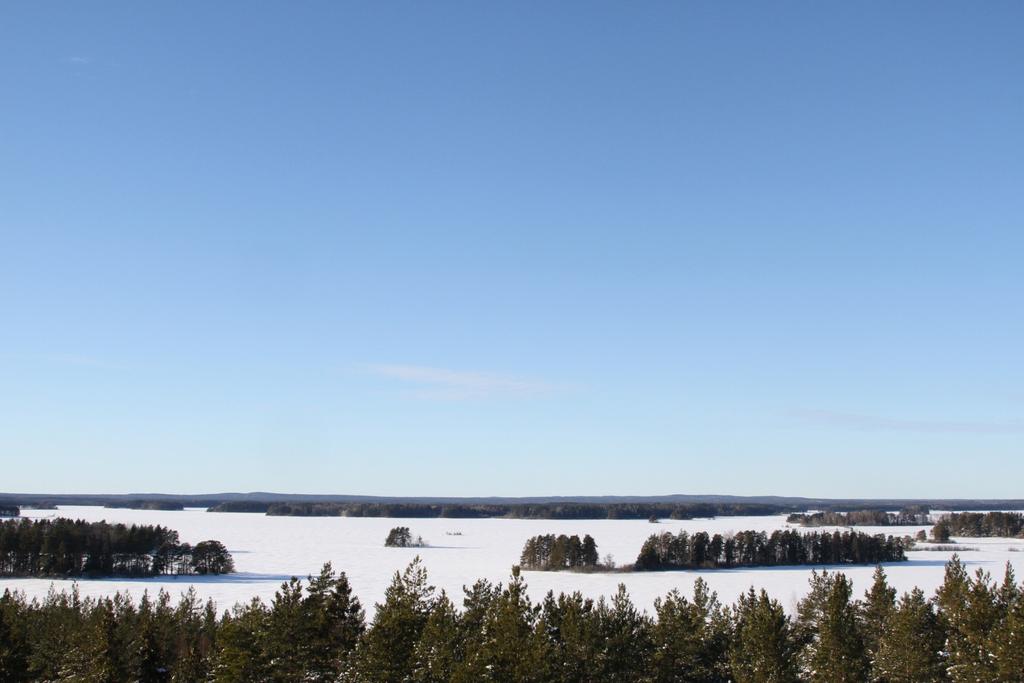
4;506;1023;615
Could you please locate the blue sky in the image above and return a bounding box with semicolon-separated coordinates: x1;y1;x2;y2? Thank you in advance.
1;2;1021;497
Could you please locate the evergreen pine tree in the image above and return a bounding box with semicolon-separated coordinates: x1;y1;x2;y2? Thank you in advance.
538;590;601;683
936;556;999;682
860;565;896;668
796;571;867;682
353;557;435;682
649;579;729;682
0;590;31;683
874;588;947;683
996;561;1019;611
581;535;599;567
932;520;952;542
989;564;1024;681
411;591;462;683
458;569;550;682
211;598;271;683
132;611;169;683
304;562;365;681
729;588;798;683
264;576;309;682
29;585;87;681
170;589;214;683
593;584;653;682
83;598;128;683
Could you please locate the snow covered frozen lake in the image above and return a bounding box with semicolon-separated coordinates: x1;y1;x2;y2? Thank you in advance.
4;505;1023;614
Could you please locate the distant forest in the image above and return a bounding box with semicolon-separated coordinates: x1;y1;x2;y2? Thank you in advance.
787;507;931;528
209;501;804;519
934;511;1024;539
104;500;185;511
4;491;1024;516
0;556;1020;682
634;529;907;570
0;505;18;518
0;518;234;578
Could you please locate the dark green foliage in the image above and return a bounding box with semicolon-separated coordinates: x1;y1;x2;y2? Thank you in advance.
537;591;601;682
730;588;799;683
991;563;1024;681
411;591;461;682
936;556;1001;682
0;590;31;682
650;578;730;682
213;597;270;682
1;556;1021;682
859;564;896;665
302;563;366;680
385;526;426;547
457;571;551;681
0;517;233;577
939;511;1024;537
874;588;947;682
105;501;185;511
788;508;929;527
353;557;435;681
932;519;952;542
519;533;600;570
220;500;807;519
795;571;868;682
191;540;235;574
634;528;906;570
591;584;653;681
169;589;218;683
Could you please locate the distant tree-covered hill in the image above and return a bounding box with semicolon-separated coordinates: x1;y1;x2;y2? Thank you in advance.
4;490;1024;512
105;500;185;511
209;500;805;519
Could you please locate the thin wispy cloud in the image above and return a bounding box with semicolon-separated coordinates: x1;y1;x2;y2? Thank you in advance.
792;409;1024;435
67;56;91;65
365;364;558;400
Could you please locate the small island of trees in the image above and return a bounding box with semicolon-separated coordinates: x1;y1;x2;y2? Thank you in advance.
634;529;907;570
787;506;930;527
519;533;600;571
0;505;19;518
934;511;1024;539
0;518;234;577
384;526;426;548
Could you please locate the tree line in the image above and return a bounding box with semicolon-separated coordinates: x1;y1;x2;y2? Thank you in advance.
1;556;1022;681
105;501;186;511
519;534;600;571
209;500;803;519
634;529;907;571
933;511;1024;539
787;507;930;527
0;518;234;578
